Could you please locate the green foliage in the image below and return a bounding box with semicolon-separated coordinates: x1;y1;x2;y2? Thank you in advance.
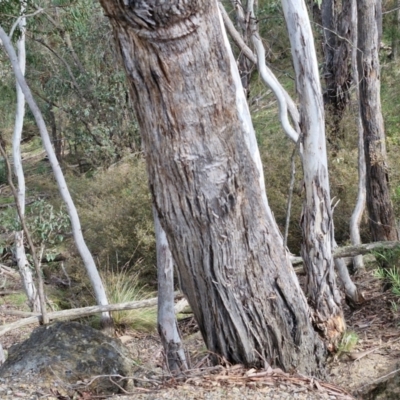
1;0;140;170
103;265;157;331
375;266;400;297
0;292;29;310
27;199;70;245
337;331;359;356
0;0;29;37
0;197;70;267
373;246;400;270
0;207;21;232
373;245;400;296
0;158;7;185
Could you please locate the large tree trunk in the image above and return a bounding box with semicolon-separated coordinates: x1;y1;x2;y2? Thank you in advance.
99;0;325;374
281;0;345;347
321;0;353;138
321;0;353;111
357;0;399;242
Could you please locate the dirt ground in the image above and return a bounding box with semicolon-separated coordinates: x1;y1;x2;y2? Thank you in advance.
0;265;399;400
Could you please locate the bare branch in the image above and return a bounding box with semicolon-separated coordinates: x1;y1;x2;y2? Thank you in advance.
290;240;400;267
219;1;300;142
0;292;180;336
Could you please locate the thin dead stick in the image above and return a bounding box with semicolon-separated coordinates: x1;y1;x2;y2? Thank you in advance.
357;367;400;391
0;292;180;336
0;143;48;324
347;336;400;361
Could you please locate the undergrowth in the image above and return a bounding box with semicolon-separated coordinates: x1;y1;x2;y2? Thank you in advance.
374;246;400;300
102;265;157;332
67;156;157;286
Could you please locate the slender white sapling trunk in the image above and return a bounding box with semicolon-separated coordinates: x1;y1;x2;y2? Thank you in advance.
154;209;187;372
0;25;112;327
11;5;41;312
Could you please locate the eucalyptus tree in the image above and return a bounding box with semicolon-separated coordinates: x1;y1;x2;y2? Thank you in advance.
98;0;327;374
0;24;113;328
280;0;345;344
349;0;366;271
320;0;353;127
24;0;139;169
153;211;187;372
357;0;398;242
10;2;41;312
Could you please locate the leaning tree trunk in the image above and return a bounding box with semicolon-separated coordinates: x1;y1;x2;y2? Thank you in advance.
99;0;325;374
357;0;399;242
154;209;187;373
0;25;113;328
281;0;345;347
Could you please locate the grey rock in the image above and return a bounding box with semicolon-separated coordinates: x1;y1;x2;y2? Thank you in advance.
0;321;133;394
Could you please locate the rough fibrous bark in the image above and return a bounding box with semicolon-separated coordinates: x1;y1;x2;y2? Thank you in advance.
321;0;353;120
281;0;345;347
99;0;325;374
357;0;399;242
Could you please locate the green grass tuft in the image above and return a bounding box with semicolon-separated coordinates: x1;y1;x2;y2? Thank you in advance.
102;265;157;332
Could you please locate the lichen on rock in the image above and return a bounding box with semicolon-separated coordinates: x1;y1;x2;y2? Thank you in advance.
0;321;133;394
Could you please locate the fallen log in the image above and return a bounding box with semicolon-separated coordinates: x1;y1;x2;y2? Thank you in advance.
2;309;37;317
1;241;398;336
332;241;400;259
0;291;180;336
0;291;21;296
0;265;19;278
290;241;399;271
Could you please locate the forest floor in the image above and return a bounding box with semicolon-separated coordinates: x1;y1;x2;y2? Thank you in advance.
0;146;399;398
0;264;399;400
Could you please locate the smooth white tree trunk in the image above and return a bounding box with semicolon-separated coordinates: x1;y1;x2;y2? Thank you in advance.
281;0;344;345
219;1;300;141
11;5;41;312
0;25;112;327
154;209;187;373
349;0;366;271
222;0;359;304
218;4;279;234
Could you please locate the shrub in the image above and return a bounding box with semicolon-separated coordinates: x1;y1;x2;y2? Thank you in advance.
69;156;156;285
